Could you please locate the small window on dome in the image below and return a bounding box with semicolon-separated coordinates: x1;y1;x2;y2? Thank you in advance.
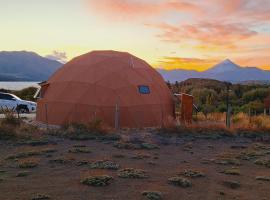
138;85;150;94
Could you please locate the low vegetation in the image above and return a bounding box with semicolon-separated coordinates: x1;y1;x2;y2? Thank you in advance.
168;176;192;188
221;168;240;176
254;159;270;168
68;147;91;154
81;175;113;187
18;160;39;169
113;142;159;150
222;180;241;189
179;169;205;178
0;111;41;141
49;157;74;165
118;168;148;179
16;171;31;177
90;160;120;170
31;194;51;200
256;176;270;182
142;191;162;200
6;148;57;160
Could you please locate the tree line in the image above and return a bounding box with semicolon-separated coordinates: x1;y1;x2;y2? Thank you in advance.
167;78;270;117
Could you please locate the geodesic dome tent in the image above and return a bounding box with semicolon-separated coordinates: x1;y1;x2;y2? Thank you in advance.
36;50;174;128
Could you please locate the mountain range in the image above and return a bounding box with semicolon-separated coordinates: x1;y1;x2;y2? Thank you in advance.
158;59;270;83
0;51;62;81
0;51;269;83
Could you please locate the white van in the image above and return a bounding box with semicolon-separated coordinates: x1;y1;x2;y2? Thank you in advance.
0;92;36;113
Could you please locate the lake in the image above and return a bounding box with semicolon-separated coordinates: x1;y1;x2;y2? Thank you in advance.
0;82;40;90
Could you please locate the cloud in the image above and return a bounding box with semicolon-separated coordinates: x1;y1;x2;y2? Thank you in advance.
46;51;67;63
157;56;218;71
151;21;257;48
87;0;203;21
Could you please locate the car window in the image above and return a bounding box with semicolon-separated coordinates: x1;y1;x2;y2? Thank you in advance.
0;93;16;100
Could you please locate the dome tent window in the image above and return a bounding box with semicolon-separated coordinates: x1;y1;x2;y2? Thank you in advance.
138;85;150;94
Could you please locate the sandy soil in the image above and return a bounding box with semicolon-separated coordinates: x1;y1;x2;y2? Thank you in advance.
0;131;269;200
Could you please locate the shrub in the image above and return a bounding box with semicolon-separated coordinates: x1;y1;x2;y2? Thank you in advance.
6;148;57;160
16;171;31;177
142;191;162;200
118;168;148;179
114;141;159;150
90;160;119;170
0;124;17;140
81;175;113;186
31;194;50;200
49;157;74;164
221;168;240;176
254;159;270;168
179;170;205;178
63;119;107;137
256;176;270;181
168;176;192;188
68;147;91;154
1;111;21;126
13;87;37;102
18;160;38;168
222;180;240;189
6;151;42;160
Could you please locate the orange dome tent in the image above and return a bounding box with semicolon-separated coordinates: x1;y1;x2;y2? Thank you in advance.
36;51;174;128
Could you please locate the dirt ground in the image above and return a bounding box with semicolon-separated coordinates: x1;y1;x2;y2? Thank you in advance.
0;131;270;200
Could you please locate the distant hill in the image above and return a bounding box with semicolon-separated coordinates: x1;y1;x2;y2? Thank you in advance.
239;80;270;85
158;59;270;83
178;78;228;89
0;51;63;81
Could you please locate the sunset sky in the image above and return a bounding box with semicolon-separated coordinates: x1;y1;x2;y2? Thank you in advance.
0;0;270;71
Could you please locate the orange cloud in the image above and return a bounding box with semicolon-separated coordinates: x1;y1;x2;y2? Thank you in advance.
152;22;257;48
87;0;203;20
156;57;218;71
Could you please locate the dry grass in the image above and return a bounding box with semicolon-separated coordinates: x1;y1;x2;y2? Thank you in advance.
194;112;226;122
0;112;41;140
162;112;270;138
232;113;270;129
